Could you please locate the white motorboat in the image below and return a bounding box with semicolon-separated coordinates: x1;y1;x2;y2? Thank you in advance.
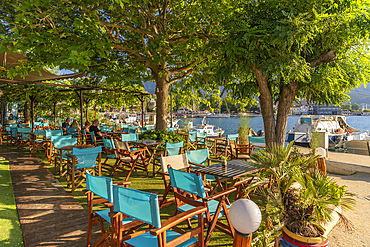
192;117;224;137
207;113;230;118
286;115;360;147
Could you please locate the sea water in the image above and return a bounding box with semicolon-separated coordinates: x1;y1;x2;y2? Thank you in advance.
178;115;370;135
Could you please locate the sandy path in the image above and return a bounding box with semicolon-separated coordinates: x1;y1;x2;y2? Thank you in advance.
328;173;370;246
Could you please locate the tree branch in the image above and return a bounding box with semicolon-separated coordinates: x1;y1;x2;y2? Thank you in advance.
309;50;336;68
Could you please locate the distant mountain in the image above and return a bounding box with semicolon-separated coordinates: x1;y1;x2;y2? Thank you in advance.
348;83;370;105
143;81;156;94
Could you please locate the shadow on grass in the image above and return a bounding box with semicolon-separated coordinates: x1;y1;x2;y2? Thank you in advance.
0;144;235;247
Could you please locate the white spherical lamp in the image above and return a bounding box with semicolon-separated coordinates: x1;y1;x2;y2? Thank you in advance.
229;199;262;235
316;147;326;158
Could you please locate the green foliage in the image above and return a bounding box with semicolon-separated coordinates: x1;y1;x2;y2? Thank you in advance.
247;143;355;244
341;104;352;111
139;130;184;149
351;103;361;111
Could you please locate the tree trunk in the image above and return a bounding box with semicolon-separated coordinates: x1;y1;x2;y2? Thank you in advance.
252;66;276;145
86;106;89;122
24;102;31;122
153;71;169;131
53;102;57;128
275;82;298;146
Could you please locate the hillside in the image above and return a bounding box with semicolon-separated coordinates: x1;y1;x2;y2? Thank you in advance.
348;83;370;105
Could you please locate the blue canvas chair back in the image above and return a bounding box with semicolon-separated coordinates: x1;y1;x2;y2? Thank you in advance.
112;185;161;228
196;132;207;138
121;133;138;142
17;128;32;139
141;126;149;132
34;122;42;127
168;127;175;132
103;138;116;149
122;127;129;133
34;129;46;136
165;141;184;156
101;123;107;127
90;131;97;143
9;124;17;128
5;127;11;133
146;126;154;131
53;138;77;149
71;146;102;170
188;131;197;142
227;134;239;141
41;123;49;127
129;127;137;134
248;136;265;144
168;167;206;198
186;148;209;166
11;128;17;138
51;129;63;136
86;170;113;203
66;127;79;137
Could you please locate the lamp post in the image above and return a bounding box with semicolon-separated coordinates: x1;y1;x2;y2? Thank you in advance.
229;199;262;247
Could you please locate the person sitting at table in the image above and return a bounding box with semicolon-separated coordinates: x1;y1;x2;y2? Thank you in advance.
62;118;71;131
84;121;91;134
70;120;81;130
89;119;106;140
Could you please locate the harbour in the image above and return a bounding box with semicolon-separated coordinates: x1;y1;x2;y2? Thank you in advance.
177;115;370;136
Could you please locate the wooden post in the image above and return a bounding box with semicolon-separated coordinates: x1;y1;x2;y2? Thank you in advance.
170;93;173;128
29;95;36;131
1;102;3;128
80;90;83;128
141;96;145;127
53;101;57;128
233;232;252;247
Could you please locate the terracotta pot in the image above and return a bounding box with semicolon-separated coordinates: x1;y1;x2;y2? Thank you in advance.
281;226;329;247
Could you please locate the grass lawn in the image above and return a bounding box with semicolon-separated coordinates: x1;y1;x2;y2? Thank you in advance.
1;144;235;246
0;159;24;246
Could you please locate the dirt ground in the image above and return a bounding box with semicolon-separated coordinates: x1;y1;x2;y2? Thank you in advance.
328;172;370;247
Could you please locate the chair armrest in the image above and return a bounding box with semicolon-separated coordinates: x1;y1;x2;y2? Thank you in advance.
233;177;253;187
150;206;207;236
104;202;113;208
203;187;237;201
188;162;206;168
113;181;131;186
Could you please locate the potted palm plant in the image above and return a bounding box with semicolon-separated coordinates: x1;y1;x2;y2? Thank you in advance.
245;142;355;247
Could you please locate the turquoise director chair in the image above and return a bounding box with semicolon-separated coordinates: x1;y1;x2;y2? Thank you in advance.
30;129;47;153
90;131;104;146
16;127;32;149
168;167;236;246
67;145;102;192
110;185;207;247
152;141;184;177
53;137;77;176
84;171;133;247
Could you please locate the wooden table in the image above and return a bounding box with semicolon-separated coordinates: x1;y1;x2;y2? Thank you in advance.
197;159;259;202
132;140;164;164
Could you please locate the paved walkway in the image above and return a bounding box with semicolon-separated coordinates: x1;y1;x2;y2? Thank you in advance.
0;147;100;247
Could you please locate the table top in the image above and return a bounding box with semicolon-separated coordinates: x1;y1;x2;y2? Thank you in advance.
197;159;259;180
58;145;95;151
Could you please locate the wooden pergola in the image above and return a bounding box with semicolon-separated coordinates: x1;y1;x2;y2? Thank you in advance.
0;51;151;130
